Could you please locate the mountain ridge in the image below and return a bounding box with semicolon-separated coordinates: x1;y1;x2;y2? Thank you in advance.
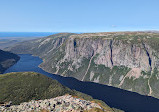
5;32;159;99
0;49;19;73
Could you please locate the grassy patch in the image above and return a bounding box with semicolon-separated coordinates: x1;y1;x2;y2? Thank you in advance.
65;58;90;80
0;72;92;105
121;77;149;95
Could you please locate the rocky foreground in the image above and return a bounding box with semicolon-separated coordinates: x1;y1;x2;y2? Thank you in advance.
0;95;105;112
1;72;121;112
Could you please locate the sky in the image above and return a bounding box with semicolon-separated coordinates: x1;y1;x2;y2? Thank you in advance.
0;0;159;32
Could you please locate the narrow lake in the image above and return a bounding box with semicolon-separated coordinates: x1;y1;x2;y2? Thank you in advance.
4;54;159;112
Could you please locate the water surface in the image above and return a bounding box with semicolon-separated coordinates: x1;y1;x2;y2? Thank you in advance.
4;54;159;112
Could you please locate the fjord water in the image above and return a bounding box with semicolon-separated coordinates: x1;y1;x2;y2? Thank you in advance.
4;54;159;112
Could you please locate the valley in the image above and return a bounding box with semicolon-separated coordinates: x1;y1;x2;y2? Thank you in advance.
1;0;158;111
5;32;159;99
3;54;159;112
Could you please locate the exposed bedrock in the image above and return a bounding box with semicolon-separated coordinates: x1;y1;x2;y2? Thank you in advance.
6;32;159;98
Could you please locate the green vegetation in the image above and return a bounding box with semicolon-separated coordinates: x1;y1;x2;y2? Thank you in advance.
149;68;159;98
141;71;151;76
0;72;123;112
0;72;92;105
84;54;131;87
121;76;149;95
145;37;159;51
66;58;90;80
47;33;75;39
6;32;159;101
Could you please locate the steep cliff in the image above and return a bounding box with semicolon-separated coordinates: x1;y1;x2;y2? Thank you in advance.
6;32;159;99
0;49;20;73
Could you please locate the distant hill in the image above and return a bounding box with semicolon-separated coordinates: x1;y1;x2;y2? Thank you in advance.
0;38;36;49
0;72;122;112
0;50;19;73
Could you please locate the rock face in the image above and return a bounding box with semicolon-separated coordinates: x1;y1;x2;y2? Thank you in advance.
0;95;104;112
0;49;20;73
5;32;159;99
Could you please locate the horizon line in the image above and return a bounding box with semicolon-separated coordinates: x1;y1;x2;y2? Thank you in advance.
0;30;159;33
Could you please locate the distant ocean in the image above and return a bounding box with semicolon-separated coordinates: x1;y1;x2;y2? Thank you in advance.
0;32;58;38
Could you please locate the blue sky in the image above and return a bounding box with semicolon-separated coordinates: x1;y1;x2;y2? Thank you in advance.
0;0;159;32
